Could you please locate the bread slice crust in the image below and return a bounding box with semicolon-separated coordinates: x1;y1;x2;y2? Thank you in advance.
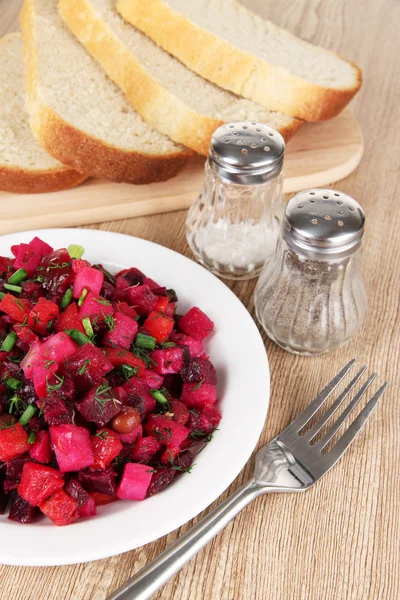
60;0;301;156
20;0;192;185
116;0;362;122
0;33;86;194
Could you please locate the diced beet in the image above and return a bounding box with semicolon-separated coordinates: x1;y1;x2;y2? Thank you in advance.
150;347;184;375
41;249;73;295
123;378;156;416
131;436;162;463
113;385;128;404
12;237;52;275
18;462;64;506
68;345;113;391
0;256;14;274
71;259;90;273
187;409;202;433
73;266;104;299
142;370;163;389
200;405;222;433
0;423;30;462
41;332;79;365
179;307;214;341
143;276;161;289
40;489;78;526
147;468;176;497
90;492;117;506
4;478;19;492
142;312;174;343
169;399;189;425
55;302;85;334
180;357;217;384
48;376;75;400
117;424;142;444
79;292;113;321
177;451;194;471
6;454;30;481
65;479;97;517
50;424;94;472
78;466;117;496
113;277;130;302
180;382;217;409
165;302;177;319
0;294;32;324
116;463;153;501
20;341;42;378
100;281;115;301
29;430;52;463
43;397;74;426
154;296;169;313
127;285;157;315
119;268;144;287
0;463;8;514
32;359;58;399
102;348;145;375
90;428;123;470
8;492;38;523
113;300;138;320
170;332;203;358
14;324;38;346
76;382;122;427
28;298;59;335
102;312;138;350
161;445;180;465
145;415;189;448
162;374;183;398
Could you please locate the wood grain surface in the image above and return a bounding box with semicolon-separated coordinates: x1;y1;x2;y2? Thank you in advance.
0;1;399;600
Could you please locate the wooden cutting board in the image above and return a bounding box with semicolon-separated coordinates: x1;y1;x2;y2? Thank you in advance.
0;108;362;234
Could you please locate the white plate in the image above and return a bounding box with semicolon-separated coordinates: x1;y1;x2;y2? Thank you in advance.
0;229;269;566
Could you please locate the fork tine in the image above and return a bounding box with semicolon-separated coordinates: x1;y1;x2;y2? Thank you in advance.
283;359;356;434
304;366;367;442
323;382;388;468
315;373;376;451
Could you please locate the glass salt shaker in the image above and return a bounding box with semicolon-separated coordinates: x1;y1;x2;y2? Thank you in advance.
254;189;368;356
186;121;285;280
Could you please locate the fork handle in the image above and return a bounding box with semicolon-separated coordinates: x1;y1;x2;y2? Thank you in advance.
107;479;265;600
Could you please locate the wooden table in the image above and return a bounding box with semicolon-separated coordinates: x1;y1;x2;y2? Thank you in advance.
0;1;399;599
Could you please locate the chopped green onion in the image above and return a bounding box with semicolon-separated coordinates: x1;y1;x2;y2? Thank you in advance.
65;328;94;346
4;377;23;391
120;364;138;381
28;431;37;444
67;244;85;260
61;288;73;309
0;331;17;352
3;283;22;293
8;268;27;286
136;333;156;350
19;405;37;427
161;341;176;349
150;389;169;405
78;288;88;307
82;317;94;339
0;292;5;300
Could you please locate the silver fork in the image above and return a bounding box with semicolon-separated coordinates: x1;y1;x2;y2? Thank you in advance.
108;360;388;600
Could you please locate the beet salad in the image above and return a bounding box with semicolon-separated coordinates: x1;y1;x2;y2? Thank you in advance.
0;237;220;526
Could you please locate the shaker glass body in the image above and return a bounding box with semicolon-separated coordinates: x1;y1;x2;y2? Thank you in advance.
186;162;284;280
254;234;368;355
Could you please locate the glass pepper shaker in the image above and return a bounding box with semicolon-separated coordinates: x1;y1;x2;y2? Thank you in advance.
254;189;368;356
186;121;285;280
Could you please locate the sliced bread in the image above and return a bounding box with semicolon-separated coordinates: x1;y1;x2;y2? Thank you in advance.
116;0;362;122
59;0;301;156
0;33;86;194
20;0;192;185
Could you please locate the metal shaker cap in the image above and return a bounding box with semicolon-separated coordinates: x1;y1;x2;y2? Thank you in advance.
208;121;285;184
283;189;365;258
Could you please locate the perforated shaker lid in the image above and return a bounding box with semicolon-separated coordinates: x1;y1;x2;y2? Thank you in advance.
208;121;285;184
283;189;365;258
